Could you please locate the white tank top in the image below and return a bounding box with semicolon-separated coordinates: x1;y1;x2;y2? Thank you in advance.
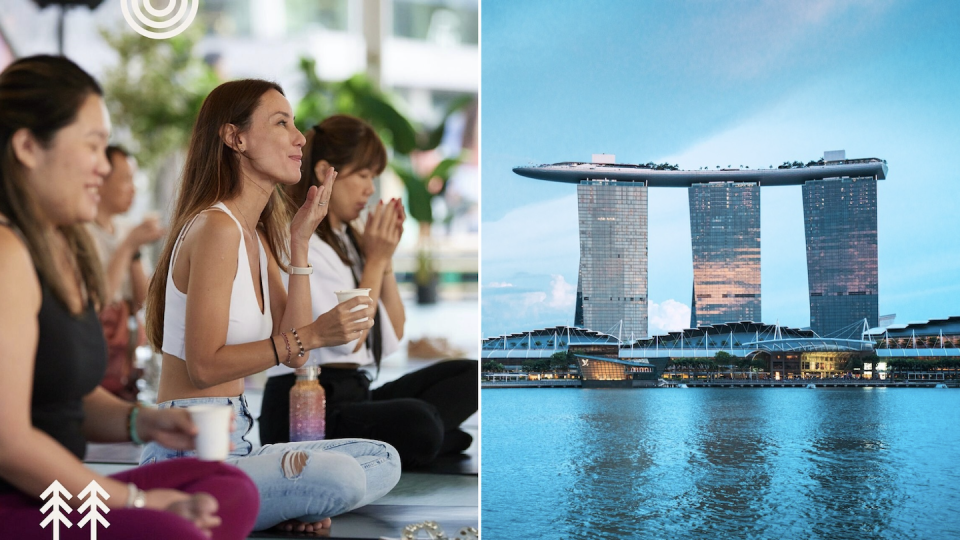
161;202;273;359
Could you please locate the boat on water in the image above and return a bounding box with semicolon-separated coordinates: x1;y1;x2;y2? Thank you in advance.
806;384;817;389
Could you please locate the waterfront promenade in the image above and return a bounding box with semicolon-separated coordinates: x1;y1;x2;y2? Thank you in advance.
482;379;957;389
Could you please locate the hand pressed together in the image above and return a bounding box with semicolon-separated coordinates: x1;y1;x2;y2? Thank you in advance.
361;198;404;265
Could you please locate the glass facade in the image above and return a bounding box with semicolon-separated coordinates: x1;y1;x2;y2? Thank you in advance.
689;182;761;327
577;180;648;339
577;357;629;381
285;0;350;34
393;0;479;45
201;0;253;36
802;177;879;336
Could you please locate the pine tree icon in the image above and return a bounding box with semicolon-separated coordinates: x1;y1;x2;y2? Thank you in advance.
40;480;73;540
78;480;111;540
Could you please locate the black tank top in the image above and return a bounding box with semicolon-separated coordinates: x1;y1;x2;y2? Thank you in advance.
0;224;107;494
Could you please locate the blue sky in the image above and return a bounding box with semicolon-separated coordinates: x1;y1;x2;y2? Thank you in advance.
481;0;960;339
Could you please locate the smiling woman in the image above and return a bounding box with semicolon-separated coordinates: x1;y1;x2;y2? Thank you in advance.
0;55;260;540
142;79;401;533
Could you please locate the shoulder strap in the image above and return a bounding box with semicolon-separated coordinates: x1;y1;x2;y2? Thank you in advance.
171;205;237;267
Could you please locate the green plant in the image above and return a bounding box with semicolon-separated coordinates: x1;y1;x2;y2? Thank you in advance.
391;156;461;226
294;57;472;227
100;25;219;173
414;248;437;286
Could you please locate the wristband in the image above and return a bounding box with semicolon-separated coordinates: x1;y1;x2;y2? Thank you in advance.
288;264;313;275
128;403;146;445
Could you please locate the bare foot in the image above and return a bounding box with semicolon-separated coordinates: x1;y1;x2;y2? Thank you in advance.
274;517;332;535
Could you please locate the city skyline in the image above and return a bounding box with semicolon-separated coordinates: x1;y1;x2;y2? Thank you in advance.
481;0;960;339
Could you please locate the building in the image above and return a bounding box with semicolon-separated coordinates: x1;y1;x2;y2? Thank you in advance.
484;316;960;385
802;156;879;335
514;152;887;337
576;180;648;338
689;182;760;326
483;321;879;381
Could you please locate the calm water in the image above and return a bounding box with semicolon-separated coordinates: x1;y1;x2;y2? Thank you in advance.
481;388;960;539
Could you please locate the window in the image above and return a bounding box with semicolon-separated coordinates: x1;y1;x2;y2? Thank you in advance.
392;0;478;45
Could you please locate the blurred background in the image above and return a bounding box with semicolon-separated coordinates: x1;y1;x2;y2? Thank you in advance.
0;0;479;399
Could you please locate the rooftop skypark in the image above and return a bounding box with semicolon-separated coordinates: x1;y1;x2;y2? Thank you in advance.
513;156;887;187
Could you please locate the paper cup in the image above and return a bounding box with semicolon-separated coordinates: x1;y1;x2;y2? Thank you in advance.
187;405;232;461
335;288;371;322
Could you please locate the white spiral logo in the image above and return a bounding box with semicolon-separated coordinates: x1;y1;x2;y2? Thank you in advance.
120;0;199;40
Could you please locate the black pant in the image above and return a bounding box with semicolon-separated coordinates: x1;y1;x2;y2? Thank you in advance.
259;360;477;468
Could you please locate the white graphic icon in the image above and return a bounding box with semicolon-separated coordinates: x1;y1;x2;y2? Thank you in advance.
77;481;111;540
40;480;112;540
121;0;199;40
40;480;73;540
581;359;589;366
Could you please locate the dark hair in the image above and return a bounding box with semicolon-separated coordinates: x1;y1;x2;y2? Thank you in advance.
0;55;105;311
105;144;129;163
146;79;292;350
284;114;387;265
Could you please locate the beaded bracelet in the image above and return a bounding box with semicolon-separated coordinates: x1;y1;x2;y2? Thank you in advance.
128;403;145;445
290;328;306;358
280;332;292;365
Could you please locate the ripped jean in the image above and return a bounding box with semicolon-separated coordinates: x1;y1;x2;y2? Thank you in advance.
139;395;401;531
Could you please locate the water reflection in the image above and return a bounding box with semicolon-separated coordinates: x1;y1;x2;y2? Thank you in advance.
483;388;960;540
563;390;657;539
686;389;774;539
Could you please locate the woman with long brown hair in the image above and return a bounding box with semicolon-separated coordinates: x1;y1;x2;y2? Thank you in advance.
0;55;259;540
258;114;478;469
141;80;401;533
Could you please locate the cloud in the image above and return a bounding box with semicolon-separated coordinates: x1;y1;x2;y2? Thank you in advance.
649;299;692;336
481;273;577;337
681;0;895;80
481;194;579;281
546;274;575;309
486;282;514;288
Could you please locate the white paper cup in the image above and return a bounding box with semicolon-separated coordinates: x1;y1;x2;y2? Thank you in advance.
335;288;371;322
187;405;232;461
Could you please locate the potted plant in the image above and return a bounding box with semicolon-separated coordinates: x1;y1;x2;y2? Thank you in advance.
413;247;439;304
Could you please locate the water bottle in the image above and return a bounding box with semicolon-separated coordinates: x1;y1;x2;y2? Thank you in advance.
289;366;325;441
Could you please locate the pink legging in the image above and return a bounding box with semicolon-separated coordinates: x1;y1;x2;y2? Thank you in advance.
0;459;258;540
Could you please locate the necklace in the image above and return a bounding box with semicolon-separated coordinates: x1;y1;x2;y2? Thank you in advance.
232;203;257;238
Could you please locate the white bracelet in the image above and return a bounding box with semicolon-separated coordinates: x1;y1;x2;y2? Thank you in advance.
288;264;313;275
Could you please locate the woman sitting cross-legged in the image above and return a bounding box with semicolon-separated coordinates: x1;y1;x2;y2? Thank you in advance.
0;55;259;540
258;114;478;469
140;80;401;534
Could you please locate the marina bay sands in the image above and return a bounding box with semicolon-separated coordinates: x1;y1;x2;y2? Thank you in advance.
512;150;888;339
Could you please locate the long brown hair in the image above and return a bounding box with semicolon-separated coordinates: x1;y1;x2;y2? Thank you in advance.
146;79;292;350
285;114;387;265
0;55;104;311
